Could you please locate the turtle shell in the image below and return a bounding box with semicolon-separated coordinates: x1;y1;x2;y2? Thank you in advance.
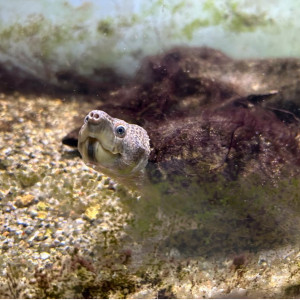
63;47;300;184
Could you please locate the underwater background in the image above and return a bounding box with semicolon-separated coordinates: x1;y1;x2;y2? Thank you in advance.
2;1;300;298
1;0;300;85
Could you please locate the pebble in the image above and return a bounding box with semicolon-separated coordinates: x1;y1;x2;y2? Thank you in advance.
53;239;60;246
17;219;29;227
40;252;50;260
37;211;47;220
25;227;34;235
58;235;64;241
29;209;38;218
81;165;90;172
4;207;11;213
4;148;12;155
75;218;85;225
168;247;181;258
15;194;36;208
84;203;101;221
32;253;40;260
97;183;103;190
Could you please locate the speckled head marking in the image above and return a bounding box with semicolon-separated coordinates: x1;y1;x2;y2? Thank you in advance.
78;110;150;178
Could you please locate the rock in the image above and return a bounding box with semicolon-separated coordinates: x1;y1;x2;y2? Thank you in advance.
40;252;50;260
15;194;35;208
84;203;101;221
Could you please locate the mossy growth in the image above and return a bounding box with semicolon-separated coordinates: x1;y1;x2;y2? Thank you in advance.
31;247;137;298
120;172;300;257
227;1;273;33
172;1;185;14
97;19;115;36
180;0;273;40
182;19;211;40
16;170;40;188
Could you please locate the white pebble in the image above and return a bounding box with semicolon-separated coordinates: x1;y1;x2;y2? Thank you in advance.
40;252;50;260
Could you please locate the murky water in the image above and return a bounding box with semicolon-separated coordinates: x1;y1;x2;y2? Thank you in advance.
2;1;300;298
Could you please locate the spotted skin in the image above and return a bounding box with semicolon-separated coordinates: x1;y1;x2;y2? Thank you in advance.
78;110;150;183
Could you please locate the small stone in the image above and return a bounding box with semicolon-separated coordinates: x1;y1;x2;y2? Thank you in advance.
37;201;49;211
25;227;34;235
35;232;48;241
81;165;90;172
32;253;40;260
55;229;64;236
15;194;35;208
228;288;247;298
97;183;103;190
100;224;109;232
4;148;12;155
104;178;110;185
17;219;28;227
29;278;37;284
37;211;47;220
75;218;84;225
40;252;50;260
84;203;101;221
29;209;38;218
41;243;51;249
53;239;60;246
2;244;9;251
0;189;8;198
15;230;23;236
169;248;181;258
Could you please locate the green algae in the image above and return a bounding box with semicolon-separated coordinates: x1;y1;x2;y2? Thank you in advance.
27;242;137;298
0;0;295;83
119;173;300;258
227;1;273;33
202;0;226;24
0;17;87;61
16;171;40;188
181;0;272;39
182;19;211;40
118;14;140;28
172;1;185;14
97;19;115;36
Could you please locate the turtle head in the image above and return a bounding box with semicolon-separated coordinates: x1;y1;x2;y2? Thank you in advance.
78;110;150;178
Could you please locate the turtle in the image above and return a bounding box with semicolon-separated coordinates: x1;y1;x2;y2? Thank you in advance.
77;109;151;187
63;47;300;255
63;47;300;189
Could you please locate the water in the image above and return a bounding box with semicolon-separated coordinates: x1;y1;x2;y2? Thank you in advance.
1;0;300;297
0;0;300;83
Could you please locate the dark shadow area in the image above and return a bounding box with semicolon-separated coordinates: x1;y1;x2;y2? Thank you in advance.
284;283;300;298
0;62;129;100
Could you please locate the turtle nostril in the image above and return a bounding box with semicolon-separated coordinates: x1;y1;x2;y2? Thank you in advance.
90;112;94;117
94;113;99;119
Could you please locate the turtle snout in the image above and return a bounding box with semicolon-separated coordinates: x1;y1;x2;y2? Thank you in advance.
86;110;104;125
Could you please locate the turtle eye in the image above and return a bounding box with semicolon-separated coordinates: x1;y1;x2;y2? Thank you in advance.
84;115;89;123
115;125;126;138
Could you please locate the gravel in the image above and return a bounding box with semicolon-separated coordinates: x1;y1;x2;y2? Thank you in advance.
1;93;300;298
